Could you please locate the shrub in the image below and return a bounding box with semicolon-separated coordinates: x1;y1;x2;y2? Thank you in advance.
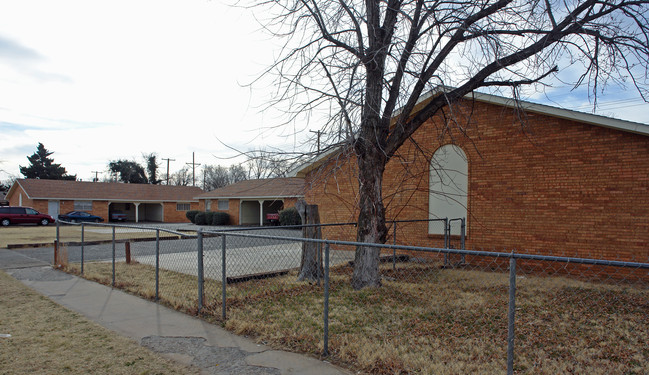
212;212;230;226
194;212;207;225
186;210;201;223
279;207;302;226
203;211;216;225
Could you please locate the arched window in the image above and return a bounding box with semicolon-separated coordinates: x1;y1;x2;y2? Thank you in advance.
429;145;468;235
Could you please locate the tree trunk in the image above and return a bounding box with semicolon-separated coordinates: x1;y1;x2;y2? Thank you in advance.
351;140;388;290
296;200;323;282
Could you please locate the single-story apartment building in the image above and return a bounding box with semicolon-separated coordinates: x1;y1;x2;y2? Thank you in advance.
6;179;203;223
195;177;304;226
295;90;649;263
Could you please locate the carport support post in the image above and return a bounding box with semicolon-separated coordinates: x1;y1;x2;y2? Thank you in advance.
197;229;204;313
221;234;226;321
81;223;85;274
112;226;116;287
507;254;517;375
323;242;330;357
155;229;160;301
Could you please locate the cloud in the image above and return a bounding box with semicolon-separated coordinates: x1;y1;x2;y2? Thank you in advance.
0;121;44;134
0;35;42;60
0;34;71;82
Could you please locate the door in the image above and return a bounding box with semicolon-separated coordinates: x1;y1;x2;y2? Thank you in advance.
48;201;60;221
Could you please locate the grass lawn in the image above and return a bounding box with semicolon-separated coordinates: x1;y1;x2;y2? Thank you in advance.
65;261;649;375
0;225;182;248
0;270;198;375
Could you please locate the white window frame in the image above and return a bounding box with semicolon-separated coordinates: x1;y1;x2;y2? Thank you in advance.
74;200;93;211
429;144;468;235
217;199;229;210
176;203;191;211
205;199;211;212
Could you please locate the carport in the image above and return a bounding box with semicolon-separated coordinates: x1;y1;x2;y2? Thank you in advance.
240;199;285;226
195;178;304;226
6;179;203;224
109;202;164;222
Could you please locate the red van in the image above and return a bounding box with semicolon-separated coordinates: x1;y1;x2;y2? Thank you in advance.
0;206;55;227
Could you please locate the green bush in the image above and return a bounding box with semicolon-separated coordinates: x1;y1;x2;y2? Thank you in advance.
212;212;230;226
194;212;207;225
203;211;216;225
186;210;201;223
279;207;302;226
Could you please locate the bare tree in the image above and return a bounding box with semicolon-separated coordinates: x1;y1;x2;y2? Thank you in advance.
251;0;649;289
228;164;248;183
203;165;231;191
170;166;193;186
246;148;297;179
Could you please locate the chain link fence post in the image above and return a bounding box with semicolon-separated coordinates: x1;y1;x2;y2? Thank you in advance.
197;229;204;313
81;222;85;274
221;234;227;321
323;242;330;357
112;226;116;287
507;252;517;375
155;229;160;302
393;221;397;270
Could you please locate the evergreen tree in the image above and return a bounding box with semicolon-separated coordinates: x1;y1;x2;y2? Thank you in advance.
19;143;76;180
108;160;148;184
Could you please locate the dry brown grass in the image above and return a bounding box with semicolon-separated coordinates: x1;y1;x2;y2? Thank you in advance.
65;261;649;375
0;270;199;375
0;225;181;248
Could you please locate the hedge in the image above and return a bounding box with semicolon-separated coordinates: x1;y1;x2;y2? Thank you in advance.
212;212;230;225
279;207;302;226
186;210;201;223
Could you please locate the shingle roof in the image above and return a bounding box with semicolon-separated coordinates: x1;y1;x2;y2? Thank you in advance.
14;179;203;202
195;178;304;199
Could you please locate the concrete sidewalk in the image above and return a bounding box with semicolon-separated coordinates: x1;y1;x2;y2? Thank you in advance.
0;249;349;375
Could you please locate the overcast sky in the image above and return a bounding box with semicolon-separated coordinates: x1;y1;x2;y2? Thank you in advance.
1;0;648;183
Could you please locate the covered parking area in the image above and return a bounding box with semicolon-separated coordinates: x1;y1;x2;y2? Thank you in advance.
108;202;164;222
239;199;286;226
196;178;304;226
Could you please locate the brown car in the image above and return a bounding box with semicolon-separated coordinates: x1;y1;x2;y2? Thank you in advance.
0;206;55;227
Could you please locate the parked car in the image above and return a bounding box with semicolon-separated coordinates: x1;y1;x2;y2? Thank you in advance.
58;211;104;223
110;211;128;222
0;206;55;226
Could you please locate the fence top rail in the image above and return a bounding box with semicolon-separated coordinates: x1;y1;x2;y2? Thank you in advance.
204;218;454;232
58;220;191;237
203;229;649;270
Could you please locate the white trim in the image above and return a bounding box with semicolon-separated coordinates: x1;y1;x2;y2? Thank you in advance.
195;195;302;200
467;91;649;136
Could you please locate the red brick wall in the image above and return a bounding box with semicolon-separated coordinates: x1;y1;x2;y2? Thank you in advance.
305;99;649;263
163;202;199;222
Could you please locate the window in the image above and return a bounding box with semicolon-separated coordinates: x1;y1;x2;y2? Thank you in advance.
74;201;93;211
205;200;211;212
429;145;468;235
218;199;229;210
176;203;191;211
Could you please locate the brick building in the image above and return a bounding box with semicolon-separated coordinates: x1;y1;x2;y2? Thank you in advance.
295;91;649;262
195;178;304;225
6;179;203;223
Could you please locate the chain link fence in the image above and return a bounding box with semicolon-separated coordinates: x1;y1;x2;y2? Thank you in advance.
54;220;648;374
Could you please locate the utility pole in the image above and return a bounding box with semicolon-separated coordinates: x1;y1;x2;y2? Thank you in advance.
91;171;103;182
186;152;201;187
310;130;322;154
162;158;175;185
